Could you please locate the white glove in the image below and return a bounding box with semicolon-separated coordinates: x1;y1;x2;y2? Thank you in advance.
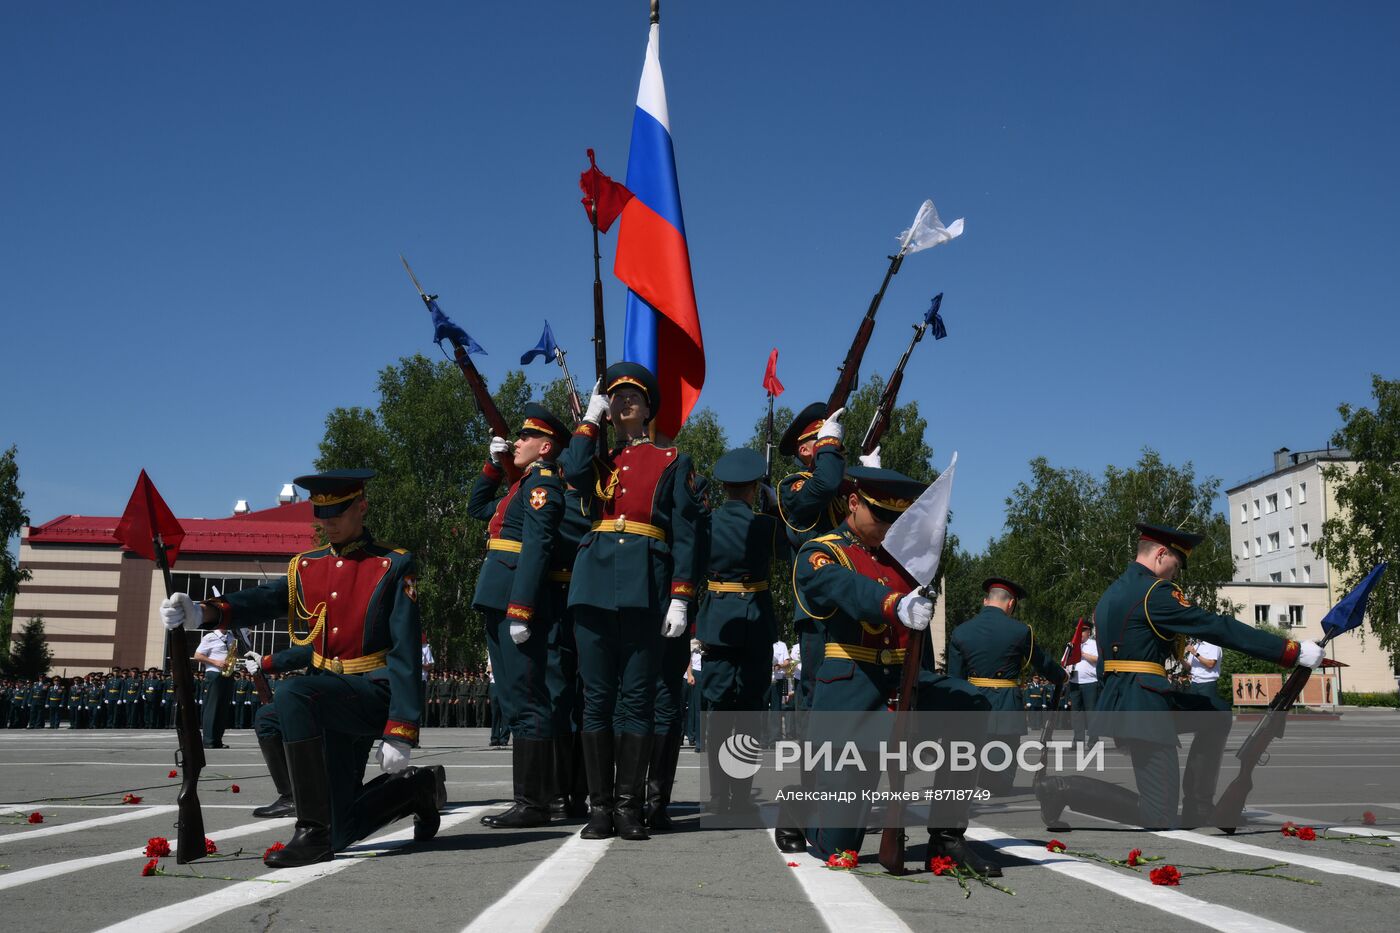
1297;640;1325;668
662;598;688;638
817;407;845;444
242;651;260;675
159;593;201;631
376;737;411;774
509;620;530;644
859;446;882;469
489;436;511;464
583;378;609;425
896;592;933;631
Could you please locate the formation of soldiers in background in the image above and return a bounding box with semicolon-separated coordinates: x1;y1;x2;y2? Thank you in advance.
1;668;289;730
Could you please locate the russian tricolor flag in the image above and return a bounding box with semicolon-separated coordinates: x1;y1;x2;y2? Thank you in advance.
614;21;704;439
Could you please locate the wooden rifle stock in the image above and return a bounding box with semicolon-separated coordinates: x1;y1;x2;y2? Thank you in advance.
154;539;206;864
878;622;926;875
230;626;273;705
828;252;904;415
450;342;523;483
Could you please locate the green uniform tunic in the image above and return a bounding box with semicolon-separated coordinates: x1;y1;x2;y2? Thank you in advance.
947;606;1065;737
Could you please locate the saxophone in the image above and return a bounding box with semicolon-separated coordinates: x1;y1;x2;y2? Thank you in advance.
220;633;239;678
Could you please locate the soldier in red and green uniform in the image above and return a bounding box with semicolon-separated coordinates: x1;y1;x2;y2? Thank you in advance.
1036;523;1327;829
468;403;570;829
159;470;442;867
561;362;703;841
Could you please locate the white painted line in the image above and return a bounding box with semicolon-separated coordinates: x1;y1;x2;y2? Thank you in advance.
0;805;177;843
1156;829;1400;889
780;846;913;933
1240;807;1400;840
965;827;1305;933
94;806;488;933
461;832;614;933
0;817;295;891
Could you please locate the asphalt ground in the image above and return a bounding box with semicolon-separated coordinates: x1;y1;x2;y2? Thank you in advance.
2;711;1398;933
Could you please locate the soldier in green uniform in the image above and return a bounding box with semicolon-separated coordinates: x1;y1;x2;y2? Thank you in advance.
161;671;177;729
560;363;702;841
698;448;792;816
1036;523;1327;829
778;467;999;876
468;403;570;829
120;668;141;728
233;674;252;730
159;469;443;866
545;480;592;819
45;676;66;728
947;578;1066;796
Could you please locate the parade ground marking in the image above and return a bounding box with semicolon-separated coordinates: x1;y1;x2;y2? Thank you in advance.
95;805;490;933
964;828;1307;933
1155;829;1400;890
0;817;295;891
461;832;616;933
781;845;913;933
0;804;177;844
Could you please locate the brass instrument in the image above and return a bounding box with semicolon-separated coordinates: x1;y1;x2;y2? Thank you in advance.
220;633;239;678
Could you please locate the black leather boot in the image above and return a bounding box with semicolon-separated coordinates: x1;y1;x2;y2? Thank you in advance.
579;730;616;839
613;731;652;840
490;739;552;829
1038;775;1143;828
554;733;589;818
252;734;295;818
265;737;333;867
773;785;807;853
348;766;441;844
928;831;1003;878
644;727;684;831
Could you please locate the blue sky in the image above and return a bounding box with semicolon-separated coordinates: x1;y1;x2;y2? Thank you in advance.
4;1;1398;555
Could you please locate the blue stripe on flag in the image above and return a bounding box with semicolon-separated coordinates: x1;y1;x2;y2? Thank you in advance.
623;289;659;372
624;106;686;238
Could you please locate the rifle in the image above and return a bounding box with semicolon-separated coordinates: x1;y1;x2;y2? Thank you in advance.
400;256;522;483
828;251;904;415
553;344;584;423
763;390;775;484
860;294;942;454
1211;637;1342;833
154;534;206;864
878;620;926;875
1032;618;1085;794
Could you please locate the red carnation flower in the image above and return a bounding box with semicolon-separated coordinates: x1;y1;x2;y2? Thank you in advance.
141;858;160;877
1363;811;1378;826
1297;826;1317;841
1150;865;1181;886
123;793;143;805
230;784;240;794
145;836;171;858
825;849;859;869
205;837;218;855
168;770;178;778
1281;821;1298;837
1047;839;1067;853
786;861;800;867
928;855;958;876
263;841;286;861
27;811;44;824
1127;848;1143;867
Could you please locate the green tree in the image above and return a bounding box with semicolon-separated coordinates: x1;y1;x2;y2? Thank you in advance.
7;617;52;679
1315;375;1400;655
995;449;1236;661
673;407;729;499
1;445;31;649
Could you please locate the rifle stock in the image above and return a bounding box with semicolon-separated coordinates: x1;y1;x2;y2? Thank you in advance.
449;343;523;483
878;623;926;875
828;252;904;415
1211;661;1316;832
155;540;206;864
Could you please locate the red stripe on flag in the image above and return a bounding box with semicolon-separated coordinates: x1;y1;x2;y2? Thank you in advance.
613;198;704;437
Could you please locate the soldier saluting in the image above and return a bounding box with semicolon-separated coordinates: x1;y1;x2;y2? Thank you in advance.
1036;523;1326;829
159;470;443;866
561;362;702;841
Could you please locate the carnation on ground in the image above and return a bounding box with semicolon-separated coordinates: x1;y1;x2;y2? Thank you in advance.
1298;826;1317;841
141;858;159;877
1150;865;1181;886
27;812;43;824
1047;839;1066;852
145;837;171;858
928;855;957;876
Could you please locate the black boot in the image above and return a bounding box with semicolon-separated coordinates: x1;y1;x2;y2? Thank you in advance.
554;733;589;818
613;732;652;840
644;727;684;831
1038;775;1143;828
489;739;552;829
774;785;807;853
579;730;616;839
252;735;295;818
348;767;442;844
928;831;1002;878
415;765;446;841
265;737;333;867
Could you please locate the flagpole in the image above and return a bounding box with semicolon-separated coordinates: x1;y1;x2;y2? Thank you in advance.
651;0;659;26
764;390;775;484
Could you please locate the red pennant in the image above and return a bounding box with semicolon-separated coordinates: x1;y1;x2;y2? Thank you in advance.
579;149;634;234
113;470;186;565
1061;617;1087;668
762;348;785;397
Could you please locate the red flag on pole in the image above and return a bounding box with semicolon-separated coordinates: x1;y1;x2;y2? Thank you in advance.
579;149;634;234
762;348;784;397
1061;617;1087;668
113;470;186;565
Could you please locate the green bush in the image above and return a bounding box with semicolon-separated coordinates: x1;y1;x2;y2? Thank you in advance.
1339;691;1400;708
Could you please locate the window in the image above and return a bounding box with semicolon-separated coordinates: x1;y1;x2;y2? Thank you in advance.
1284;487;1292;509
1289;568;1297;583
1253;499;1261;519
1241;541;1250;559
1303;565;1311;583
170;572;290;657
1298;482;1307;504
1255;605;1271;624
1301;524;1309;545
1240;503;1249;523
1288;605;1305;627
1287;527;1295;547
1266;493;1278;514
1269;572;1283;583
1268;532;1280;552
1256;537;1263;555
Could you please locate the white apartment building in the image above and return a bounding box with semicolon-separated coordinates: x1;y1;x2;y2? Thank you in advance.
1221;446;1396;694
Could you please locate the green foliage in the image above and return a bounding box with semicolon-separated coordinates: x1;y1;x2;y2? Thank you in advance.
1217;622;1290;702
6;617;52;679
992;449;1235;662
1;445;31;648
673;407;729;498
1338;691;1399;708
1315;375;1400;655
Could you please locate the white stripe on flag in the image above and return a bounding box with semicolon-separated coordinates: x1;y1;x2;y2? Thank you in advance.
635;23;670;130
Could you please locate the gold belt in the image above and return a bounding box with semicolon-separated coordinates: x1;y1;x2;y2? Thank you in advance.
548;570;573;582
592;518;666;541
707;580;769;593
311;649;389;675
968;677;1018;688
826;643;905;666
1103;660;1168;677
488;538;523;553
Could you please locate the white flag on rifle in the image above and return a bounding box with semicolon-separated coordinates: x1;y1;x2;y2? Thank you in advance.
898;198;964;255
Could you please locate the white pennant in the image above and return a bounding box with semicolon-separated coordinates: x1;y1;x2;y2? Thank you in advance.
898;198;965;254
